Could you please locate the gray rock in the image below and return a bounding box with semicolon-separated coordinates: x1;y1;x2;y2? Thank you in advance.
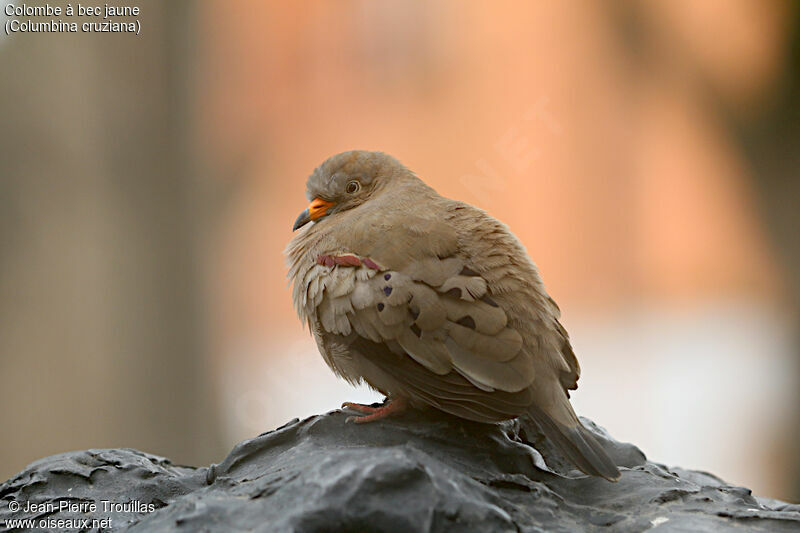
1;408;798;532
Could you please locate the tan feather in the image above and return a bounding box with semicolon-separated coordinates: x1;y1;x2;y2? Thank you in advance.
438;275;488;301
397;329;452;375
407;284;447;331
404;257;462;287
327;269;356;298
440;298;508;335
443;337;534;392
350;281;376;310
318;296;353;335
446;323;523;362
376;302;407;326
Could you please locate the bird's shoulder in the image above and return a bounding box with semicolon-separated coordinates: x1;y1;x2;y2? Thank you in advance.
439;198;541;293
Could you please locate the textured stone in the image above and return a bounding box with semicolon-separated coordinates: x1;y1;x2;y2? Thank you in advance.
1;408;798;532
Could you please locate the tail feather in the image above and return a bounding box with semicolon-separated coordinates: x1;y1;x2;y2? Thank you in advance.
528;405;621;482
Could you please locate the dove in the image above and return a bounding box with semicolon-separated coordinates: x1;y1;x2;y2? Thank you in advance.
286;151;620;481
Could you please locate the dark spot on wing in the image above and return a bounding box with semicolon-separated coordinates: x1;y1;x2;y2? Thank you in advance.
377;303;385;312
481;295;499;307
383;286;393;296
409;307;420;320
410;324;422;338
446;287;462;299
384;273;391;280
456;316;476;329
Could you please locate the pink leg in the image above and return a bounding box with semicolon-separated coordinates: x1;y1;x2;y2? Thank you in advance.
317;254;360;267
342;397;408;423
317;254;383;270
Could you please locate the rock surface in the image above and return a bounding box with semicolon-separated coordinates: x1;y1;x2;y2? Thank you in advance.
1;408;798;532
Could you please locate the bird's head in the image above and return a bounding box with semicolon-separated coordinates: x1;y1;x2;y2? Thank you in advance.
292;150;409;231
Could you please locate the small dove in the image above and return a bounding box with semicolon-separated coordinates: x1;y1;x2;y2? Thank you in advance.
286;151;620;481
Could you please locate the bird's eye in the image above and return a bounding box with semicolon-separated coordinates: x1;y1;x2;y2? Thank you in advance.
346;181;360;194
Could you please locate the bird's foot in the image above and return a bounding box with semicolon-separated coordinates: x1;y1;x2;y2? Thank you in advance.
317;254;383;270
342;397;408;423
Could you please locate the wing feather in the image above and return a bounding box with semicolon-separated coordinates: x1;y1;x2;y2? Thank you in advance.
301;244;534;404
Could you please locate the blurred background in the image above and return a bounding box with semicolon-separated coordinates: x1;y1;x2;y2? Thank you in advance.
1;0;798;502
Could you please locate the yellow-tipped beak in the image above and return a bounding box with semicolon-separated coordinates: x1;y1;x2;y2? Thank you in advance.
293;197;335;231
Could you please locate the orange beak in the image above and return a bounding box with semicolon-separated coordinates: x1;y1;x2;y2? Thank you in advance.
293;197;335;231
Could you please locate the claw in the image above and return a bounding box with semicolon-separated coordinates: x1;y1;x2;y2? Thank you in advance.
340;398;408;423
342;401;377;414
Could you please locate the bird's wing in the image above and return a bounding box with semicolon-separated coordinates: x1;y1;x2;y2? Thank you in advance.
293;212;539;421
433;204;620;481
440;202;581;396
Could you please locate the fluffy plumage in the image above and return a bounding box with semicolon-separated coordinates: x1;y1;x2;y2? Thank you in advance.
285;150;620;481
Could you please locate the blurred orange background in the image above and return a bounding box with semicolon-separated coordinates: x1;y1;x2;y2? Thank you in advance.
1;0;798;502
